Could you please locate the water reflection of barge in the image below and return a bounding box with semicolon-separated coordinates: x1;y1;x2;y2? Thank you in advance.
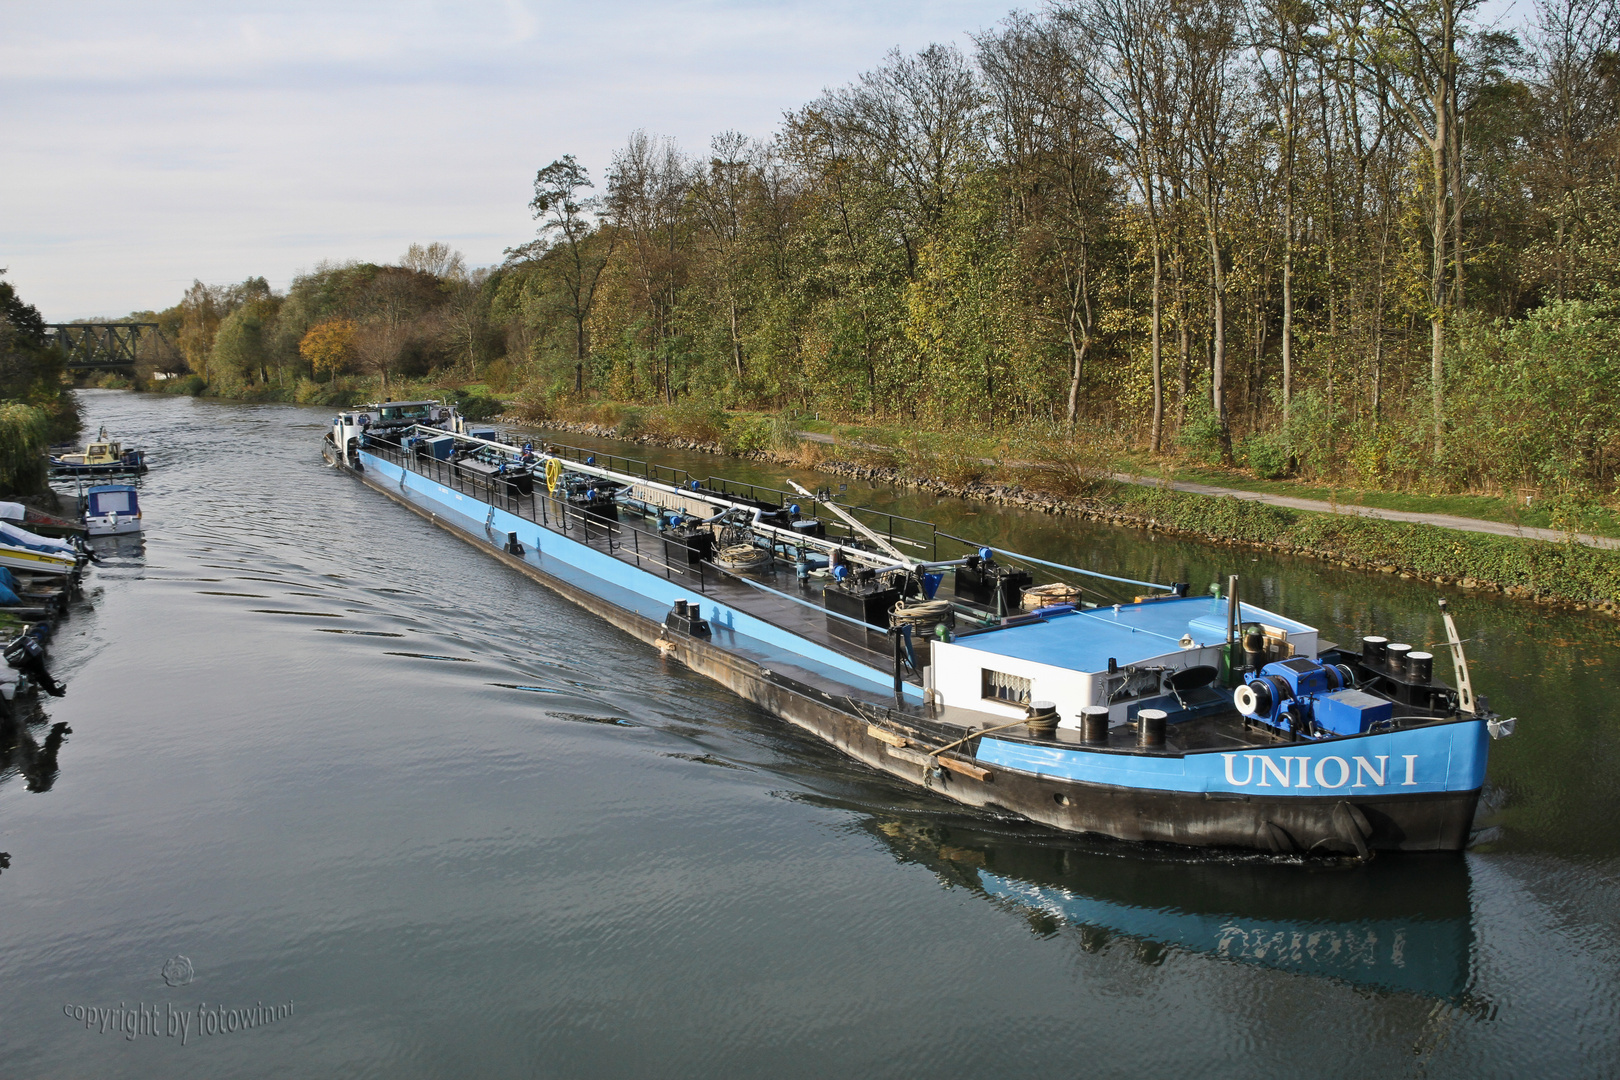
324;403;1513;856
868;818;1473;999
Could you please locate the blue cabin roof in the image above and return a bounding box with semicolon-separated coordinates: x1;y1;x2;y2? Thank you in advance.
957;596;1312;673
87;483;138;495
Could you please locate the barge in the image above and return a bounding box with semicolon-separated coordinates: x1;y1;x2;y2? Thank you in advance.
324;403;1514;856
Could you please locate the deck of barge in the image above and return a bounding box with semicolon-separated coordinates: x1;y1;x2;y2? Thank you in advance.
359;441;1303;758
368;444;915;649
361;442;939;698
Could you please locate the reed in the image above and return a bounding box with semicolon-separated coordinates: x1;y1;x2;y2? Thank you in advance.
0;403;49;496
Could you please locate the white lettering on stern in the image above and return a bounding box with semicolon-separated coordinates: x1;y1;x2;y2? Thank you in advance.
1219;753;1414;791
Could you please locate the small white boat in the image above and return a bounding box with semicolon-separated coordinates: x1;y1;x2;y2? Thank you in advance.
85;484;141;536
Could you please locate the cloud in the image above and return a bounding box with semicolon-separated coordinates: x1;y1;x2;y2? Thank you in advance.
1;0;1007;318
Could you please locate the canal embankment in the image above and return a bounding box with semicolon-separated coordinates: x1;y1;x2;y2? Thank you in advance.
522;417;1620;613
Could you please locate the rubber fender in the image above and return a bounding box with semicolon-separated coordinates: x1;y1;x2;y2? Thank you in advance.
1332;801;1372;859
1262;821;1295;854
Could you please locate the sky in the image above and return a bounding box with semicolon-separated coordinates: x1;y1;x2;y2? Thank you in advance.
2;0;1527;322
1;0;1015;320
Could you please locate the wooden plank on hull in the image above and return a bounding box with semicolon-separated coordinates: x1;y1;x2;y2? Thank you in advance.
938;756;993;782
866;724;909;748
884;744;933;767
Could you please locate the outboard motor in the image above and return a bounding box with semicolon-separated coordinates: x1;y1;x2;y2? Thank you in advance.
4;633;65;697
1233;656;1388;738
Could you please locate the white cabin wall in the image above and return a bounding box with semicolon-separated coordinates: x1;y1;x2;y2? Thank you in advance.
931;638;1234;728
929;640;1096;723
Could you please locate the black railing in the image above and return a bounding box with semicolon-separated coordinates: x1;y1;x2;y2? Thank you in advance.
363;437;929;672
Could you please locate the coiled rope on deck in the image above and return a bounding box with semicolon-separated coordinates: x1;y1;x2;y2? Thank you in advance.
714;543;771;571
889;598;953;636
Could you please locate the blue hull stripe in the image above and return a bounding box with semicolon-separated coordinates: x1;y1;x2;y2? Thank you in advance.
975;719;1487;797
361;452;916;699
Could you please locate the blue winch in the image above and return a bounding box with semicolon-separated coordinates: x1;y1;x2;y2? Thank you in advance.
1233;657;1394;736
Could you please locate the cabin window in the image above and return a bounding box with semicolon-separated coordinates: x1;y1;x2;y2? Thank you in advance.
981;669;1031;705
92;491;133;514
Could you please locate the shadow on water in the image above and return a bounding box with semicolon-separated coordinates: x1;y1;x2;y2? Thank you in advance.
0;518;148;806
861;813;1477;1002
0;705;71;797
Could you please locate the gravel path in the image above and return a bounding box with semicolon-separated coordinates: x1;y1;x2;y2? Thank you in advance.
1139;476;1620;550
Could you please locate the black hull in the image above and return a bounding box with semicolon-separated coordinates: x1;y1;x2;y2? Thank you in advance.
49;464;146;477
351;465;1480;856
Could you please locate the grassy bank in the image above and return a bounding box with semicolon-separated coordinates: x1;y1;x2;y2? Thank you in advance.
523;403;1620;612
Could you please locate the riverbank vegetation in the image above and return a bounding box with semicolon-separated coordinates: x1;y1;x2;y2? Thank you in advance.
101;0;1620;561
0;272;80;496
530;409;1620;608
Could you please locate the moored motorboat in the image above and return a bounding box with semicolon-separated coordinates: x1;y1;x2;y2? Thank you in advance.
83;484;141;536
0;540;80;577
325;403;1515;856
0;502;86;538
49;425;148;477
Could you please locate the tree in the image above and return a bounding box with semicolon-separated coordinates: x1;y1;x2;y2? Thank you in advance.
689;131;760;382
1524;0;1620;299
213;305;269;386
1180;0;1248;457
518;155;616;393
977;14;1120;429
1254;0;1313;426
1329;0;1483;454
299;318;359;380
0;271;77;447
401;242;467;281
1059;0;1182;451
607;131;695;403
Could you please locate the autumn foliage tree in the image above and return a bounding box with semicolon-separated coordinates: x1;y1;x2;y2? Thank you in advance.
300;318;359;380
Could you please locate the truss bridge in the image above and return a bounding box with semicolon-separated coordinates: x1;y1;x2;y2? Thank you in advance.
44;323;163;371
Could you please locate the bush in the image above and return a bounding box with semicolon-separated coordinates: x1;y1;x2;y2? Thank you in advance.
507;380;572;424
1280;387;1349;481
293;378;360;407
1446;302;1620;493
456;391;504;421
1242;432;1290;479
162;375;208;396
1177;401;1227;465
0;403;49;495
722;414;797;455
1009;428;1119;497
723;415;773;454
614;408;647;439
482;359;514;393
648;398;729;444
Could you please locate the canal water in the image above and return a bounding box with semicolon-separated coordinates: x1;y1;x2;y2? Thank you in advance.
0;390;1614;1078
